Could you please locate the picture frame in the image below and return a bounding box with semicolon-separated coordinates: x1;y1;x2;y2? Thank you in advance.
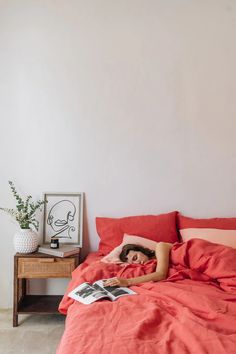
43;192;84;246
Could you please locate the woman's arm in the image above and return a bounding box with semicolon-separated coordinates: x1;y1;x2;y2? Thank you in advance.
153;241;173;280
104;242;173;287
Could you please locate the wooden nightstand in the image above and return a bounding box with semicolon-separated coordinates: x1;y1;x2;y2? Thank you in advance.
13;251;80;327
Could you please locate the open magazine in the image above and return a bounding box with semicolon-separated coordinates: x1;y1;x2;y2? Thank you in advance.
68;280;136;305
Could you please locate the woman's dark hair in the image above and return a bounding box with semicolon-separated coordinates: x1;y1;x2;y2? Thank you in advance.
119;244;155;262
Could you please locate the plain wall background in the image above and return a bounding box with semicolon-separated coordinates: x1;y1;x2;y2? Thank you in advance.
1;0;236;308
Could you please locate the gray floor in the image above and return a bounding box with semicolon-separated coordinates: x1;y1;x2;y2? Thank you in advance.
0;309;65;354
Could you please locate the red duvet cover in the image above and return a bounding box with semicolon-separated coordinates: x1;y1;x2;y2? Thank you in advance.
57;239;236;354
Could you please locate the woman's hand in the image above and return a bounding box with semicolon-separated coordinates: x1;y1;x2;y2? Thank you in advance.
103;277;129;287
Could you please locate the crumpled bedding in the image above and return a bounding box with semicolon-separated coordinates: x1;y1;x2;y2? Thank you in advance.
57;239;236;354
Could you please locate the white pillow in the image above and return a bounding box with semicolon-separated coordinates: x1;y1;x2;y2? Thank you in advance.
101;234;158;264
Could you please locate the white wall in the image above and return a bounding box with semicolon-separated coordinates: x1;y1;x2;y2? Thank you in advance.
1;0;236;308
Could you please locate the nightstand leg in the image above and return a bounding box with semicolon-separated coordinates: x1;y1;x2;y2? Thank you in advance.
13;256;18;327
13;312;18;327
13;280;19;327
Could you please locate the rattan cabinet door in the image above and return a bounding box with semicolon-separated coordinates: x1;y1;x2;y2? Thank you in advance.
18;257;75;278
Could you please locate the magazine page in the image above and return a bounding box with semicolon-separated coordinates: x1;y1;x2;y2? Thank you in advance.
68;282;109;305
94;280;136;301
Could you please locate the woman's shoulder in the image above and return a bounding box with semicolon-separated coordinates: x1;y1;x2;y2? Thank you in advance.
155;242;173;251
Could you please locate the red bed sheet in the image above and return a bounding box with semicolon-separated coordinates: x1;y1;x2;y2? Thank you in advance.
57;239;236;354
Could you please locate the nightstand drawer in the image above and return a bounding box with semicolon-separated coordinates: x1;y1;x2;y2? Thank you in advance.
18;258;75;278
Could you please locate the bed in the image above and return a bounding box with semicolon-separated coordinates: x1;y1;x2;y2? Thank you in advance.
56;213;236;354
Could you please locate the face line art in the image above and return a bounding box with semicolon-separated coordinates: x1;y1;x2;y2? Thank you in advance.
47;199;76;239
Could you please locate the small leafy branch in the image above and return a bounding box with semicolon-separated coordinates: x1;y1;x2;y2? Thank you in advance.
0;181;46;231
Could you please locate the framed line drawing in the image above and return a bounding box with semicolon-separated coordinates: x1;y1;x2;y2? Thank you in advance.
43;192;84;246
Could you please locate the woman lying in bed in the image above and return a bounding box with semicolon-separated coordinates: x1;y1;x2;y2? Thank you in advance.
104;242;173;287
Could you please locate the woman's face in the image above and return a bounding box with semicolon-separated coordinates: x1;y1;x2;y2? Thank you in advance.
127;250;149;264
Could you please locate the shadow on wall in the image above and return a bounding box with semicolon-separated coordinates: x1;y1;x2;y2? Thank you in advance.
81;196;90;261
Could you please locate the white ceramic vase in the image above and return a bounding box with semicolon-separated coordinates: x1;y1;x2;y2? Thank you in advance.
13;228;39;253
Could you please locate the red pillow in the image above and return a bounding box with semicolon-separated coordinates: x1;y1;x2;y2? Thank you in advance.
178;214;236;230
96;211;178;254
177;214;236;249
